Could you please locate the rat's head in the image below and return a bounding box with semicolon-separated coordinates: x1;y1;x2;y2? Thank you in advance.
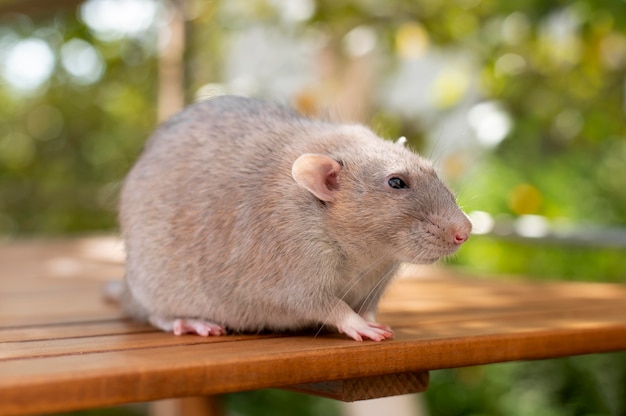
291;131;472;264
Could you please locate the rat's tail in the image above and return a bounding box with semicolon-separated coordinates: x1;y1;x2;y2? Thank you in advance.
102;278;151;322
103;279;125;303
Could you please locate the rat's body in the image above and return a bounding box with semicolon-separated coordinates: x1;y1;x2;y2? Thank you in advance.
117;95;471;341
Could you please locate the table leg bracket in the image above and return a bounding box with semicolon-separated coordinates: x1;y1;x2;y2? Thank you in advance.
285;371;429;402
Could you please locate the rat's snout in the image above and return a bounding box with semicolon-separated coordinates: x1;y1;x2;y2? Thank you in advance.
422;209;472;254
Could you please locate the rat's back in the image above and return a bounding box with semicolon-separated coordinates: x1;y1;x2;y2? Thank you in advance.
118;95;328;328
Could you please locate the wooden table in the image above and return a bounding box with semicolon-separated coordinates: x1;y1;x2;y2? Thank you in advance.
1;237;625;416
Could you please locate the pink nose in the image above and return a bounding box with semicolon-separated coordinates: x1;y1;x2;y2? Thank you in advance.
453;232;468;245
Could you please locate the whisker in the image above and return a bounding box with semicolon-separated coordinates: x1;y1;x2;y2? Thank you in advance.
337;256;388;302
313;253;391;339
356;265;398;318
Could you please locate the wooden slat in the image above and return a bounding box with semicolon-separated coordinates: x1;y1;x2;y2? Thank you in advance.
0;320;152;342
0;331;272;361
1;238;625;415
377;271;626;336
0;288;123;326
0;236;123;292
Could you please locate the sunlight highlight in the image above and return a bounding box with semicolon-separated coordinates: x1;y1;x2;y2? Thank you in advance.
2;38;54;91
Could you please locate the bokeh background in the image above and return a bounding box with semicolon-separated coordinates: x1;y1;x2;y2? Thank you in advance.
0;0;624;415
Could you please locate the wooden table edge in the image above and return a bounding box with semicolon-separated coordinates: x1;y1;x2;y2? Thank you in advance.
2;323;625;415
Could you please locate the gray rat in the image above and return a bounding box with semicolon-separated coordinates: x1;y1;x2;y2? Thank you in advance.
115;95;471;342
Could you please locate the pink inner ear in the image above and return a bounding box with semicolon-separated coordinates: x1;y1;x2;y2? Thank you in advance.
326;170;338;190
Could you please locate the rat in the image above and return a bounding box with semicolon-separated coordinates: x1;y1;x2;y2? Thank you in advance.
113;95;472;342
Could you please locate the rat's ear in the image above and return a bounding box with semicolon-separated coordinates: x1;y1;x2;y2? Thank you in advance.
292;153;342;202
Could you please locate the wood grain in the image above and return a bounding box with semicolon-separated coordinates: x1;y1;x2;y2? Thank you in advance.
1;238;625;415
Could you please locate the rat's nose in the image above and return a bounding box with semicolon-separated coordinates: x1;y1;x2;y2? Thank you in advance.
453;232;468;245
451;221;471;245
451;212;472;245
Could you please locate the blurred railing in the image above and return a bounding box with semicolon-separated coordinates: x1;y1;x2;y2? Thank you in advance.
471;212;626;249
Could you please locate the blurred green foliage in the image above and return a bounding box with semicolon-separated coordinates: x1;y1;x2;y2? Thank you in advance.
0;7;157;234
427;352;626;416
1;0;625;415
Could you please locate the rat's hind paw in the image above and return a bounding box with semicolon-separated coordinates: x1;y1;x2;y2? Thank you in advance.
172;319;226;336
149;316;226;336
337;315;394;342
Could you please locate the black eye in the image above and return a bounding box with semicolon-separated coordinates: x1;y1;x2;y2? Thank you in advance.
388;177;409;189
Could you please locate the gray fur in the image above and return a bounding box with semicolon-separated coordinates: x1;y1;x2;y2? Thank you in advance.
117;95;471;341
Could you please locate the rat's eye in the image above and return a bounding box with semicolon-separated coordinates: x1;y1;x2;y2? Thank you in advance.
388;177;409;189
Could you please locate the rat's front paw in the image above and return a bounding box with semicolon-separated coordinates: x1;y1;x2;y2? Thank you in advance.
337;315;394;342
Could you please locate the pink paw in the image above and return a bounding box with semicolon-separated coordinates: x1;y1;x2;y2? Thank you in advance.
337;315;394;342
172;319;226;336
